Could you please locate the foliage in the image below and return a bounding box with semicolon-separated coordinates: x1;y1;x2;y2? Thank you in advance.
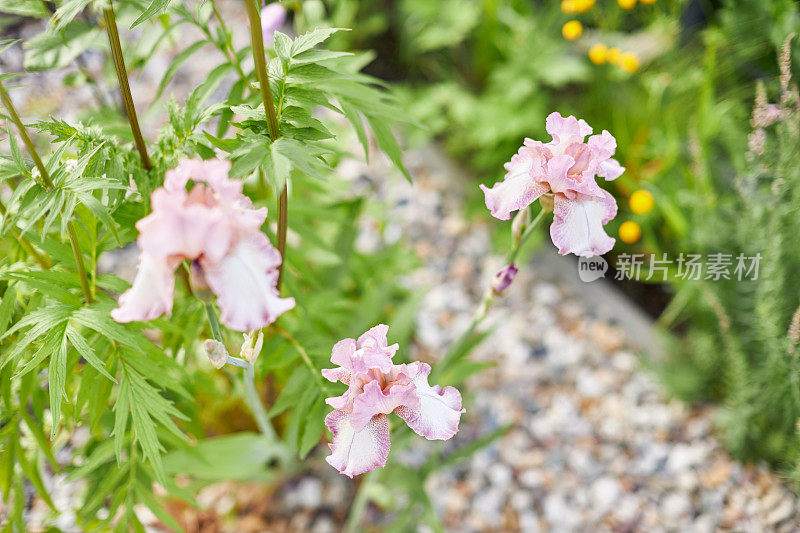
657;45;800;470
0;1;492;530
325;0;800;474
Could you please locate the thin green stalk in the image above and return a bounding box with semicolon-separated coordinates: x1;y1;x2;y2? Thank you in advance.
67;222;94;303
0;81;52;188
506;208;547;264
204;303;279;442
102;4;152;171
0;80;93;303
273;325;327;391
244;0;289;289
209;0;248;82
437;206;549;376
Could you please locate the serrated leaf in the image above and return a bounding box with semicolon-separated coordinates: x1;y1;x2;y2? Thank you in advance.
65;325;116;382
0;284;17;337
273;31;292;63
131;0;174;28
48;324;69;437
290;27;346;56
366;116;411;182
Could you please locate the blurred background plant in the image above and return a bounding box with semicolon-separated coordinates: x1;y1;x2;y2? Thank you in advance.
3;0;800;530
322;0;800;473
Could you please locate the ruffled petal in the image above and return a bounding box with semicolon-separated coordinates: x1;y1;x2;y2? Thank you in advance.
394;362;464;441
480;148;549;220
330;338;357;369
598;158;625;181
544;154;577;195
202;232;295;331
325;410;390;478
111;253;177;323
545;112;593;154
549;191;617;257
351;380;419;432
587;130;615;158
321;367;351;384
356;324;398;374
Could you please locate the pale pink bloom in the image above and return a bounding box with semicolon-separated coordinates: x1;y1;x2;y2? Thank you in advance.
111;159;294;332
261;2;286;45
322;325;465;478
491;262;518;294
480;112;624;257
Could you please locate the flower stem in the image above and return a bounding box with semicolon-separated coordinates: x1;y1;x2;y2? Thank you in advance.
0;80;93;303
435;206;549;378
204;302;278;442
0;80;53;188
244;0;289;289
102;4;152;171
67;222;94;304
209;0;248;82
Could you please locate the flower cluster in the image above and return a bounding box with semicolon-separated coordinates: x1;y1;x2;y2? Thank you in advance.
111;158;295;331
322;325;464;478
480;112;624;257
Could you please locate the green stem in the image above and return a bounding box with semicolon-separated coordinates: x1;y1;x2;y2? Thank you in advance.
102;4;152;171
0;81;53;188
506;207;547;264
204;302;279;442
273;325;327;391
204;302;224;343
437;206;549;376
67;222;94;303
0;80;93;303
244;0;289;289
276;185;288;287
209;0;248;82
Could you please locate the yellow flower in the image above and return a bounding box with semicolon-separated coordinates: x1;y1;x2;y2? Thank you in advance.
562;0;595;13
629;190;654;215
618;0;637;9
640;0;656;3
588;43;608;65
607;47;622;64
562;20;583;41
619;221;642;244
619;52;640;73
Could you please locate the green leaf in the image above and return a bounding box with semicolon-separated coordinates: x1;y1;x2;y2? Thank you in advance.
65;325;116;382
273;31;292;63
269;366;312;418
48;324;69;437
154;40;208;100
164;433;282;481
135;481;186;533
366;116;411;182
131;0;174;28
290;27;346;56
0;284;17;337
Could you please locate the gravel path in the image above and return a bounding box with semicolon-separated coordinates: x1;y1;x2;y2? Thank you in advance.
342;145;800;533
4;4;800;531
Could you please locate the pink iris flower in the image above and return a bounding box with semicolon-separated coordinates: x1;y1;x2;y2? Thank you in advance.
322;325;465;477
480;112;625;257
111;158;295;332
261;2;286;46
